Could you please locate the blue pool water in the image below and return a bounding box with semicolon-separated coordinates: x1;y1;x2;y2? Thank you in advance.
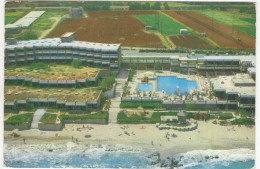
157;76;197;94
138;83;152;92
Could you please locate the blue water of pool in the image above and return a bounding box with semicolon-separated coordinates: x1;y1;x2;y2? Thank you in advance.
137;83;152;92
157;76;197;94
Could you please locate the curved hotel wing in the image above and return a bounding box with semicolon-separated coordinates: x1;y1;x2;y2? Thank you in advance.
5;32;121;71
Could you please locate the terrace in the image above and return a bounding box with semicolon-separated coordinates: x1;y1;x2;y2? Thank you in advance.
5;65;100;81
4;86;102;103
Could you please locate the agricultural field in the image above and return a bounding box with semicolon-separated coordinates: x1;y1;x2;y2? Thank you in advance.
5;10;29;25
164;11;255;49
47;11;164;47
169;34;214;48
5;64;99;81
134;13;188;35
198;10;256;37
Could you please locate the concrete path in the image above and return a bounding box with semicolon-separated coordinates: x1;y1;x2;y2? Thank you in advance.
108;69;129;123
31;108;46;129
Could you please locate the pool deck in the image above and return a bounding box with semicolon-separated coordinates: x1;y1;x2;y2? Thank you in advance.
127;71;210;100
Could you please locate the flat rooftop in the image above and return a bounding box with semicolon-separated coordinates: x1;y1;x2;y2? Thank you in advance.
5;65;99;81
4;86;101;102
211;74;255;98
5;11;45;29
5;38;121;52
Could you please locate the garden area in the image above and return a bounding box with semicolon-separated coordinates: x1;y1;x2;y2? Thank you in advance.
4;113;34;125
5;62;100;81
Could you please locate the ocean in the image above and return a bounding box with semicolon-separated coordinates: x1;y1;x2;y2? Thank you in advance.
4;143;255;168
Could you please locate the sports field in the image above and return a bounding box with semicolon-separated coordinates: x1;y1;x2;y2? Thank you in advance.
198;10;256;37
134;14;188;35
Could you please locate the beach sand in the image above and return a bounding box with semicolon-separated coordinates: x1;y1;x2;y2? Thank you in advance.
4;120;255;158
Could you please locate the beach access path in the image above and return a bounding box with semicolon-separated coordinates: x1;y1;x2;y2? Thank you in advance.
109;69;129;123
31;108;46;129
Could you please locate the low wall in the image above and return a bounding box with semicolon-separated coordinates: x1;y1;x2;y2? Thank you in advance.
63;118;108;124
38;122;63;131
4;123;31;131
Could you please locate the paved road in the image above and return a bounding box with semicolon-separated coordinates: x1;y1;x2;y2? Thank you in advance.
31;108;46;129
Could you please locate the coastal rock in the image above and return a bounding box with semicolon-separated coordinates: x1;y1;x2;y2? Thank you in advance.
148;151;160;158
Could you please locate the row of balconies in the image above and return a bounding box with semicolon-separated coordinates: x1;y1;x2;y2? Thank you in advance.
5;48;118;55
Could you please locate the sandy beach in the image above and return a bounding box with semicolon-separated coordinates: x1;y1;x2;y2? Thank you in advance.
4;120;255;158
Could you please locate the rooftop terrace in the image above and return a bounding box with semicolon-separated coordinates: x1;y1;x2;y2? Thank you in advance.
5;86;101;102
5;38;121;52
211;74;255;98
5;65;99;81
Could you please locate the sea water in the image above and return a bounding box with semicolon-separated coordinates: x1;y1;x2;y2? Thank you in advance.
4;144;255;168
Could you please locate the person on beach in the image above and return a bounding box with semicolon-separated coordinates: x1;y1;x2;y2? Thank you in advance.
151;141;153;145
72;136;74;141
23;138;26;144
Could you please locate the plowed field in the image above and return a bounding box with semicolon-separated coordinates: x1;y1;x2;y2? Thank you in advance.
164;11;255;49
48;11;163;47
169;34;214;48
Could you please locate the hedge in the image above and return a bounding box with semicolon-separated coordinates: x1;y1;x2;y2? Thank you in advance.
120;102;162;109
219;113;234;120
231;118;255;125
59;111;108;121
5;113;34;125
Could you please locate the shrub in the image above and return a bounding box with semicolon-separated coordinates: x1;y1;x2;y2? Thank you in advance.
18;31;38;40
5;113;34;125
120;102;162;109
98;73;117;91
128;70;136;82
28;62;49;71
71;60;82;68
231;118;255;125
239;109;250;117
219;113;234;120
184;103;197;111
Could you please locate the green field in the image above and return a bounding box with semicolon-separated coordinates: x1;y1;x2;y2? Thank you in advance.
5;10;28;25
198;10;256;37
134;14;189;35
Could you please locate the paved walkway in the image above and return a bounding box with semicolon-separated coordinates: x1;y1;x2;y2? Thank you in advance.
31;108;46;129
108;69;129;123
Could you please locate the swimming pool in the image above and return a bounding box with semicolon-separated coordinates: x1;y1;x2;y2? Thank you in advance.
137;83;152;92
157;76;197;94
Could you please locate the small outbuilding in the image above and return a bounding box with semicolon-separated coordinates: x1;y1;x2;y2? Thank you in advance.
177;110;187;123
180;29;188;34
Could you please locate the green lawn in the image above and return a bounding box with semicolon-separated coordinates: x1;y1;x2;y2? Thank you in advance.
134;14;188;35
59;111;108;121
30;9;68;30
40;113;57;124
5;10;28;25
117;111;178;123
198;10;256;37
5;113;34;124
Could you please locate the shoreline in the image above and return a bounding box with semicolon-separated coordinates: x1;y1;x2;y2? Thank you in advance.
4;120;255;157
